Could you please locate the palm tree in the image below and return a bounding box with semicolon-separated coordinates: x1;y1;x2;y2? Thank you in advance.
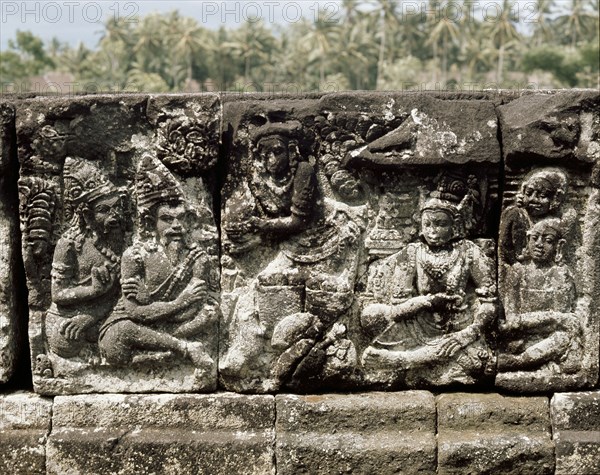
166;16;206;83
531;0;556;47
555;0;595;48
487;0;520;83
224;20;276;84
426;6;460;85
132;13;166;74
370;0;399;88
299;12;340;84
336;16;376;89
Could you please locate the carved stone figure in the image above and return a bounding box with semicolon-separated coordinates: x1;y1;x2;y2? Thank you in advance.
498;218;581;373
497;91;599;391
18;177;58;305
46;157;125;359
17;94;221;394
361;189;497;387
499;168;576;267
98;154;217;372
220;111;366;392
224;120;317;254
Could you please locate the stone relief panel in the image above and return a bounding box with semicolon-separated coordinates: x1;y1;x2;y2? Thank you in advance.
497;91;600;391
0;101;20;384
16;95;221;394
219;93;501;392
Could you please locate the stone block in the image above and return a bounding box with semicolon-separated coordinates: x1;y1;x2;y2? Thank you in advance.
437;393;554;475
0;392;53;474
16;94;221;394
0;101;20;384
496;90;600;392
276;391;436;474
551;391;600;475
219;92;501;393
48;393;275;474
499;91;599;166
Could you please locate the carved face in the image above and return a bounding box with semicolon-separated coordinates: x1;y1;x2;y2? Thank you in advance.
421;210;454;248
522;177;556;217
258;136;290;177
528;222;560;265
156;203;187;244
91;195;123;234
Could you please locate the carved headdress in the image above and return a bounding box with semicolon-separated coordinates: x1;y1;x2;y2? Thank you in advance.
135;153;185;211
63;157;119;208
420;174;481;238
250;120;303;144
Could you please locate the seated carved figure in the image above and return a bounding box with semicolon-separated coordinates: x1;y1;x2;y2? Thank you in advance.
47;157;124;359
98;154;216;370
498;218;581;373
361;193;497;385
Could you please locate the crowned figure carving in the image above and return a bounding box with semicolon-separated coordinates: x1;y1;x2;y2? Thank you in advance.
47;157;125;359
361;178;497;387
98;153;217;373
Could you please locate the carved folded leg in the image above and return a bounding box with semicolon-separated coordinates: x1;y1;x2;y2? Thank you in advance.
502;312;578;334
99;320;195;366
183;341;214;372
173;305;219;339
497;330;571;371
361;346;407;369
360;304;393;338
48;313;95;358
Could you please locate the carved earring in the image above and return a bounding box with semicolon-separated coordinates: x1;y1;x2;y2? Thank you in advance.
555;239;566;264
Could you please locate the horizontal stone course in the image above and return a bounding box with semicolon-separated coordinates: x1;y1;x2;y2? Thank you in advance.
0;392;53;475
551;391;600;475
48;393;275;475
276;391;436;474
437;393;555;475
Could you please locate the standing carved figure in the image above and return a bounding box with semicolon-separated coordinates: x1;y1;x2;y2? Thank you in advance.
98;154;216;371
47;157;125;358
361;190;497;386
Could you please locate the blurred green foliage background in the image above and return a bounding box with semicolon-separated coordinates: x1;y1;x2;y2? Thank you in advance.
1;0;598;93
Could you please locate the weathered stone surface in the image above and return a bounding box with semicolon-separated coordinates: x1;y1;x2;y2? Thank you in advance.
0;392;53;474
17;94;221;394
499;91;599;166
437;393;554;475
219;92;501;393
48;393;275;474
0;101;20;384
496;91;600;392
551;391;600;475
276;391;436;474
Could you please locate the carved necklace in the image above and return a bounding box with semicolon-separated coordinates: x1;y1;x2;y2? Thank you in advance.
417;243;461;282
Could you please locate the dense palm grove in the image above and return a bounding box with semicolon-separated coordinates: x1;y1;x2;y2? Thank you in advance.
1;0;598;92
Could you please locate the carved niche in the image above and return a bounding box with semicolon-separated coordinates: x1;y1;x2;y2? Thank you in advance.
17;95;221;394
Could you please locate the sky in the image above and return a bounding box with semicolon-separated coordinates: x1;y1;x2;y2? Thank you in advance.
1;0;572;51
1;0;334;49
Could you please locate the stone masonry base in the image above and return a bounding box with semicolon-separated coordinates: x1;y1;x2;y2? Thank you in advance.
1;391;598;475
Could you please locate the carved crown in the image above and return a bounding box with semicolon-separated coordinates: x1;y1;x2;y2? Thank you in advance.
135;153;185;209
63;157;118;206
